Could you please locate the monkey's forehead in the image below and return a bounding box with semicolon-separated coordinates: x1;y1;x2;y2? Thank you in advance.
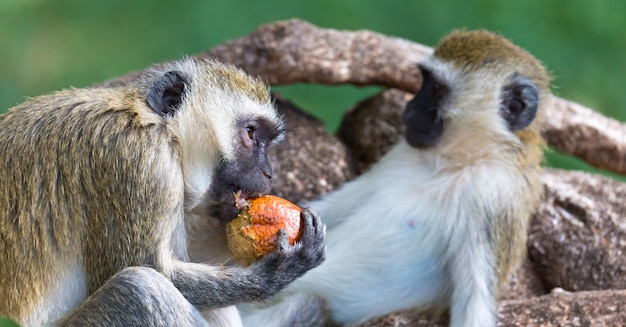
433;30;546;78
195;59;271;105
149;57;271;105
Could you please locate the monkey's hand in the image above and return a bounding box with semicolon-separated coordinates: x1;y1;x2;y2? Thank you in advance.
250;207;327;296
169;207;325;309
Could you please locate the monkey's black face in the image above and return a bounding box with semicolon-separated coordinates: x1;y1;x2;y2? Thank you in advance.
209;118;284;222
403;66;446;149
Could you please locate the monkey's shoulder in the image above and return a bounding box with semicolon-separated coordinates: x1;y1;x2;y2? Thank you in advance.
1;87;167;142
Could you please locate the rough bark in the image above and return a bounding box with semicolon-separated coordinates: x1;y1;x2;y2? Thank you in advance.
356;289;626;326
269;94;355;204
543;95;626;175
203;19;429;92
498;289;626;327
500;258;548;301
337;89;410;174
529;169;626;292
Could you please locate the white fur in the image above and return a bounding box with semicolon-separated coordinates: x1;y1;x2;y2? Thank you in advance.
201;306;243;327
240;293;327;327
25;261;88;327
240;139;519;326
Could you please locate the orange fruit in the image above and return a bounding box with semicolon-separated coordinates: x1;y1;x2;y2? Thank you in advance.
226;195;302;266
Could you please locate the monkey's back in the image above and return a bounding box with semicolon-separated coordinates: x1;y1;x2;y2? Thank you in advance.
0;88;184;324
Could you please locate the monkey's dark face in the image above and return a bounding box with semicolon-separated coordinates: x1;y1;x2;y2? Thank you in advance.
403;61;541;150
403;65;447;148
209;118;284;222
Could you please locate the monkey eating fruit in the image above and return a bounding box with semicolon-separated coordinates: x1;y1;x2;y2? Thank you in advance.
0;57;326;327
227;194;304;266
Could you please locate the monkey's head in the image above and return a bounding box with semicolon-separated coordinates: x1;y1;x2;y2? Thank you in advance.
403;30;549;163
141;58;284;222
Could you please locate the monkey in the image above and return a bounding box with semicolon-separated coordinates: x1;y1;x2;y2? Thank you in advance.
238;29;549;327
0;57;326;327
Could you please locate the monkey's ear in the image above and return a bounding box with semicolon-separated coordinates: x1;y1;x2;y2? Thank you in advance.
147;71;188;117
500;73;539;131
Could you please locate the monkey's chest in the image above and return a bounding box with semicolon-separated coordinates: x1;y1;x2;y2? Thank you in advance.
324;208;449;307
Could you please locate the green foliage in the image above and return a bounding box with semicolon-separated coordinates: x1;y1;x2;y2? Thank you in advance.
1;0;624;177
0;317;21;327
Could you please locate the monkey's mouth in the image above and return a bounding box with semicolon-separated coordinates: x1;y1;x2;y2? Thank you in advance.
234;189;252;209
207;160;271;222
210;187;265;222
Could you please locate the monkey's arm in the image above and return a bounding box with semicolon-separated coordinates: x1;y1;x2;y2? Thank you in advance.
447;192;503;327
305;175;376;229
57;267;209;327
448;235;497;327
170;208;326;309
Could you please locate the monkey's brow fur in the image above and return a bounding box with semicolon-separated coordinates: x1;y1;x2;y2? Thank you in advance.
194;58;270;104
145;57;271;105
434;30;550;90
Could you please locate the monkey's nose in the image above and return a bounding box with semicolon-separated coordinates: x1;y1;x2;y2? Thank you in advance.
260;158;273;180
263;170;272;179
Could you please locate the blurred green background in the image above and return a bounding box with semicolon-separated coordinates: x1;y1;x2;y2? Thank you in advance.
1;0;625;178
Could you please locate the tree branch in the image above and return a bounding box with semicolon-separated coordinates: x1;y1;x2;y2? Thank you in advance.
203;19;429;92
544;95;626;174
203;19;626;176
355;289;626;326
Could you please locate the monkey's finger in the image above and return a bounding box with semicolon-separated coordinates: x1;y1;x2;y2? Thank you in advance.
299;207;315;244
303;206;325;237
302;207;314;225
301;206;327;264
300;207;326;252
277;228;289;251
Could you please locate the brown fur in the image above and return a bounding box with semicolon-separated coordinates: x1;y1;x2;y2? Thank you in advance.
435;30;550;89
0;84;179;321
193;59;270;104
0;58;274;324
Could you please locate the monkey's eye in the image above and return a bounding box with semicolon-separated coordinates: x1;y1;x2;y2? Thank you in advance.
246;126;256;140
433;82;444;97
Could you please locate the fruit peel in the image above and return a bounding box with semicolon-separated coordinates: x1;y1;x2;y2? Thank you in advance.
226;195;302;266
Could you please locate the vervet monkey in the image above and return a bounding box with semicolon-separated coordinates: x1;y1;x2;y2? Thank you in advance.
239;29;548;327
0;57;326;327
